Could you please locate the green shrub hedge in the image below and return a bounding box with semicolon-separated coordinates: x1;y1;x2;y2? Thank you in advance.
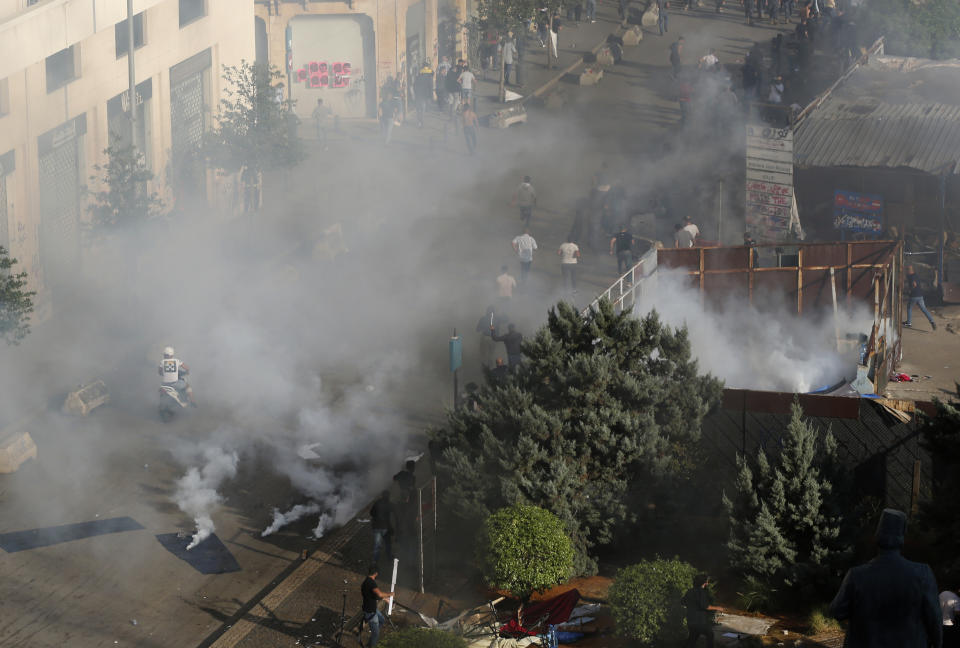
609;557;698;645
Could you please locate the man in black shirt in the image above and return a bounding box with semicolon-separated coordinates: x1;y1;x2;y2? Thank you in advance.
361;564;388;646
491;323;524;369
370;490;395;564
610;226;636;275
904;265;937;331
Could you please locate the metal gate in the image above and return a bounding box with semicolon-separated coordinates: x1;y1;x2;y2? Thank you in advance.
170;73;205;158
39;136;81;292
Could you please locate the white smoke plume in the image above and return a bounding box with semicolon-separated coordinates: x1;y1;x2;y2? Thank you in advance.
312;512;335;539
641;269;875;392
174;446;239;550
261;502;322;537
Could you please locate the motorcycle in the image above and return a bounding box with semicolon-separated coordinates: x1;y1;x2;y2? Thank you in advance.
158;384;190;422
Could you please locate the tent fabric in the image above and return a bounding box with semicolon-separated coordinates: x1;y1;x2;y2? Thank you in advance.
500;589;581;637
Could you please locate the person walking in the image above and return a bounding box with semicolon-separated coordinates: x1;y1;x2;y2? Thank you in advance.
311;98;332;148
491;323;524;369
682;574;718;647
657;0;670;34
682;215;700;241
496;265;517;301
558;237;581;293
670;36;685;79
586;0;597;22
414;61;435;128
610;226;636;275
458;65;476;107
476;306;506;367
674;223;695;247
502;32;517;85
512;176;538;227
361;564;389;647
369;490;395;564
904;265;937;330
512;229;538;283
462;103;479;154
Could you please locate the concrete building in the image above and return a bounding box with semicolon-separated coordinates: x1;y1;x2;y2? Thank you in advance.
253;0;468;121
0;0;254;315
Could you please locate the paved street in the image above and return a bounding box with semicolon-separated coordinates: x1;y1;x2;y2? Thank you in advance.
0;2;806;646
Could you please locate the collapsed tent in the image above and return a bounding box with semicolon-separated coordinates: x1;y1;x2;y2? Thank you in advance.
500;589;588;643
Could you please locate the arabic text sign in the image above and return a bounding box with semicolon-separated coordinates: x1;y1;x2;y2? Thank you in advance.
833;190;883;234
746;124;794;242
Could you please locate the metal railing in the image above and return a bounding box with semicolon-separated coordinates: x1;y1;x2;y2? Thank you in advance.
583;246;658;316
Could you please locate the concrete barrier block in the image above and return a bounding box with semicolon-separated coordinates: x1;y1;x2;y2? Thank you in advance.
579;66;604;86
0;422;37;473
642;4;659;26
63;379;110;416
623;25;643;45
596;47;616;67
544;91;567;111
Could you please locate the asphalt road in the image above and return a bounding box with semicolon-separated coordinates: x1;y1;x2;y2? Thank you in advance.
0;3;801;646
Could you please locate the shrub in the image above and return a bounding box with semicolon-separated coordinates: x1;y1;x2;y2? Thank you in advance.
734;575;778;613
378;628;468;648
477;504;574;602
807;605;843;635
609;557;698;645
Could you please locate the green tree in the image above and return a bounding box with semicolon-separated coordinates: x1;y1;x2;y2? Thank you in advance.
378;628;468;648
919;383;960;580
477;504;574;605
434;300;723;574
723;401;852;606
609;558;698;645
857;0;960;59
202;60;304;179
87;137;164;231
0;246;35;345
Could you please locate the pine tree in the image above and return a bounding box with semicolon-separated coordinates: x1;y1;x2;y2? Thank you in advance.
920;384;960;580
723;401;851;604
434;300;723;574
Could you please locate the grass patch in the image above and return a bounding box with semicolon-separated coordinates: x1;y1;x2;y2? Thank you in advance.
807;606;842;635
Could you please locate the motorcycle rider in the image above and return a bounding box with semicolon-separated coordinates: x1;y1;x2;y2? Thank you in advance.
159;346;196;406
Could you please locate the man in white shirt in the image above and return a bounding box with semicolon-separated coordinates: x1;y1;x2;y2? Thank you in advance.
699;48;719;70
682;215;700;241
512;229;538;283
458;66;476;106
496;265;517;300
558;238;581;293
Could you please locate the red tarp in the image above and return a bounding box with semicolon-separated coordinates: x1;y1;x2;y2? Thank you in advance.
501;589;581;637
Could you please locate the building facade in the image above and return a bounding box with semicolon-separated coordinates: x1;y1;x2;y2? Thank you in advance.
254;0;468;121
0;0;254;315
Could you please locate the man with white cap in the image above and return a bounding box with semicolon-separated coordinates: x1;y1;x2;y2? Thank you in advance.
159;346;196;406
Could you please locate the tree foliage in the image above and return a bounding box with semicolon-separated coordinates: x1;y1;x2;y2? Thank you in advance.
919;383;960;580
202;60;304;177
477;504;574;602
433;300;723;574
87;137;164;231
723;401;852;606
0;246;35;345
857;0;960;59
378;628;468;648
609;558;698;645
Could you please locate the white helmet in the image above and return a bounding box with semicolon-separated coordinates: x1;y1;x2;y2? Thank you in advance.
163;346;175;357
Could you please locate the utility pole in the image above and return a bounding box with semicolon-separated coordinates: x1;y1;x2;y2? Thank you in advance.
126;0;138;154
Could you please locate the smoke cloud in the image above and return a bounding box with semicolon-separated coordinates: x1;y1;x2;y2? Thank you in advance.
173;444;239;550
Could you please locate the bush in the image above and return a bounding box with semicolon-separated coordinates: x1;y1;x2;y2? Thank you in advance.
378;628;468;648
609;558;698;645
807;605;843;635
734;575;778;613
477;504;574;602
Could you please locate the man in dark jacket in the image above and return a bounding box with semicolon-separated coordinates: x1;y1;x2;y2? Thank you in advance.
830;508;942;648
413;61;434;127
904;265;937;330
369;490;395;564
682;573;716;647
491;323;523;369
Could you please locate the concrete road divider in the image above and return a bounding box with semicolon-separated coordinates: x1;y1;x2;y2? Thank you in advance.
0;418;38;473
62;379;110;416
623;25;644;45
580;66;604;86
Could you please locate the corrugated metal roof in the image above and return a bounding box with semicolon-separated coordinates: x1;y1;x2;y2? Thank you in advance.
794;100;960;174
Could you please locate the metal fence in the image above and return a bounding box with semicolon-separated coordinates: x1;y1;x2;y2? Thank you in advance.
582;246;658;316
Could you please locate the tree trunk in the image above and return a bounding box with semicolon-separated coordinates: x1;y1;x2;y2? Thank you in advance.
499;37;506;102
